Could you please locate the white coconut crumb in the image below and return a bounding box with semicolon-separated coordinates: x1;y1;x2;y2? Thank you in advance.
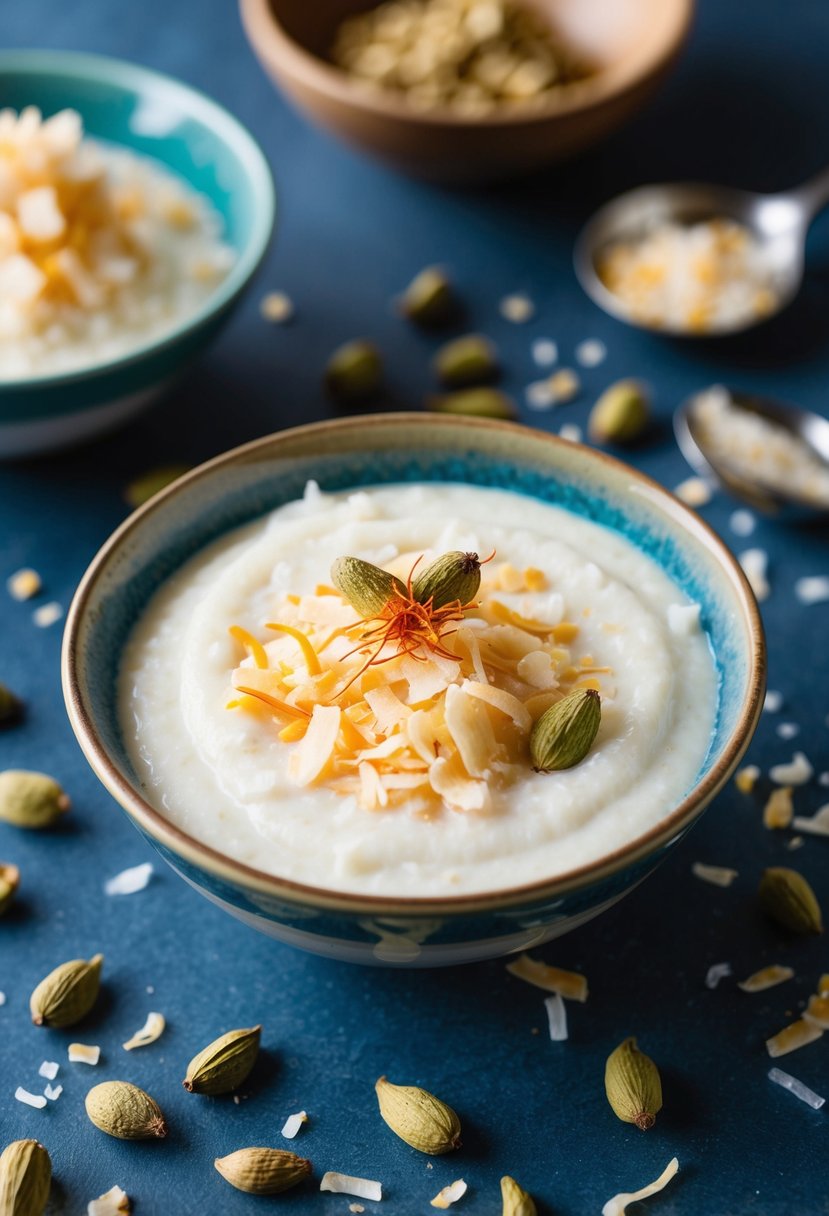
558;424;582;443
739;548;770;601
525;380;556;410
87;1184;131;1215
730;509;756;537
764;690;783;713
667;602;701;636
575;338;607;367
531;338;558;367
123;1011;165;1050
15;1086;47;1109
735;765;760;794
777;722;799;740
770;752;813;786
544;992;568;1041
8;567;42;600
259;291;294;324
69;1043;101;1065
674;476;713;507
792;804;829;838
795;576;829;606
303;479;322;504
602;1158;679;1216
320;1173;382;1201
0;991;5;1005
233;1095;240;1105
766;1019;823;1058
104;862;153;895
692;862;738;888
38;1060;59;1081
738;965;794;993
499;293;534;323
44;1083;62;1101
705;962;732;990
349;1207;366;1215
549;368;580;403
819;772;829;787
787;835;805;850
146;985;155;994
768;1067;825;1111
431;1179;467;1209
33;601;63;628
281;1110;308;1138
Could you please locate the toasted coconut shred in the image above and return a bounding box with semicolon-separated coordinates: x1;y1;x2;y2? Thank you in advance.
431;1179;468;1209
738;965;794;993
766;1019;823;1059
602;1158;679;1216
69;1042;101;1065
320;1173;382;1201
763;787;794;830
506;953;589;1002
123;1011;165;1050
691;862;738;888
735;764;760;792
88;1185;131;1215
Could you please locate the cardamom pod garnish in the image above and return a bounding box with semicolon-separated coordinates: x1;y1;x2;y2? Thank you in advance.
588;380;650;445
530;688;601;772
214;1148;311;1194
331;557;407;618
324;340;383;402
433;334;499;388
605;1036;663;1130
375;1076;461;1155
428;388;517;420
0;682;23;728
759;867;823;935
0;863;20;916
183;1025;262;1095
85;1081;167;1139
399;266;456;328
0;1139;51;1216
0;770;70;829
30;953;103;1028
412;551;482;609
501;1175;537;1216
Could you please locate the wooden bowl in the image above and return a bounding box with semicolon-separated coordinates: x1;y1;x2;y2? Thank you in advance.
240;0;694;183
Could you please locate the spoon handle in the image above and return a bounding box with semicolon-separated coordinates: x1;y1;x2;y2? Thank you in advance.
789;166;829;224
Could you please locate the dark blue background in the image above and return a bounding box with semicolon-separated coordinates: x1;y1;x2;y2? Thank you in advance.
2;1;829;1212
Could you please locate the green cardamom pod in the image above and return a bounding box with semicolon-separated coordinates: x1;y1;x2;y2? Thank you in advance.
588;380;650;445
530;688;601;772
604;1036;663;1130
412;551;482;609
214;1147;311;1194
0;1139;51;1216
759;867;823;935
375;1075;461;1155
399;266;456;328
0;770;70;829
331;557;407;618
85;1081;167;1139
428;388;516;420
0;863;20;916
324;340;383;402
183;1025;262;1095
433;334;499;388
0;682;23;728
501;1175;537;1216
30;953;103;1028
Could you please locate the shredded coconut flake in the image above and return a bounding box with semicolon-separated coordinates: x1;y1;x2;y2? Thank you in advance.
730;509;756;537
738;965;794;993
575;338;606;367
0;991;5;1006
525;379;556;410
15;1086;47;1109
431;1179;467;1209
735;765;760;793
499;293;534;323
768;1067;825;1111
260;291;294;324
349;1207;365;1215
105;862;153;895
766;1019;823;1059
692;862;738;888
674;477;713;507
69;1042;101;1065
739;548;770;602
281;1110;308;1138
763;786;794;830
87;1185;131;1215
795;576;829;606
705;962;732;990
7;567;42;600
506;953;588;1001
531;338;557;367
38;1060;59;1081
764;690;783;713
792;804;829;837
770;752;813;786
44;1083;62;1101
33;601;62;628
601;1158;679;1216
544;992;568;1041
777;722;799;740
320;1173;382;1201
123;1011;165;1050
558;424;582;443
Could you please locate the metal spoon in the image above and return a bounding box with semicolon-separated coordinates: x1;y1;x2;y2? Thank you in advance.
574;168;829;336
674;386;829;518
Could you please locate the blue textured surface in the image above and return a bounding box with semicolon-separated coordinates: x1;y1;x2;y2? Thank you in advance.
2;0;829;1212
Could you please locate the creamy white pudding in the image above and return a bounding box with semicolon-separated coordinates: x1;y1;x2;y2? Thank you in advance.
119;482;717;897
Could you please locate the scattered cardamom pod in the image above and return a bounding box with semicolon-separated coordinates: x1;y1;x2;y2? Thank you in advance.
214;1148;311;1195
433;334;499;387
125;463;191;509
375;1075;461;1155
428;388;516;420
183;1025;262;1095
399;266;457;328
412;551;482;609
85;1081;167;1139
0;863;20;916
604;1036;663;1130
0;1139;51;1216
324;340;383;402
0;770;70;829
588;379;650;445
0;682;23;728
530;688;601;772
30;953;103;1028
331;557;407;618
759;867;823;935
501;1175;537;1216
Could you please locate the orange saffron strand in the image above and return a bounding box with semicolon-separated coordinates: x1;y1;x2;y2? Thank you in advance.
266;622;322;674
235;685;310;720
228;625;269;670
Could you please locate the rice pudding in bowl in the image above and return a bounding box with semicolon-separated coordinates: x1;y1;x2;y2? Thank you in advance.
64;415;765;964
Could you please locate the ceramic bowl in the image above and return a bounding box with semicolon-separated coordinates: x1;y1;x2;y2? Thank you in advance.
0;50;275;459
63;413;764;967
240;0;694;183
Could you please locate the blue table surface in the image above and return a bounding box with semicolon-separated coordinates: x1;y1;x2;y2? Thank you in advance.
3;1;829;1212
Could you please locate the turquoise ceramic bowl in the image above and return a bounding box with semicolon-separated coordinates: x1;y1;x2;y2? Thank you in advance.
63;415;765;966
0;50;275;458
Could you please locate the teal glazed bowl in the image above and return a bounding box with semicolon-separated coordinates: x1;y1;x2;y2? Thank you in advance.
63;415;765;966
0;50;275;458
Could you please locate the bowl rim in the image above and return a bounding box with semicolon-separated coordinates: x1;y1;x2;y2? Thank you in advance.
62;412;765;917
239;0;695;129
0;48;276;391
